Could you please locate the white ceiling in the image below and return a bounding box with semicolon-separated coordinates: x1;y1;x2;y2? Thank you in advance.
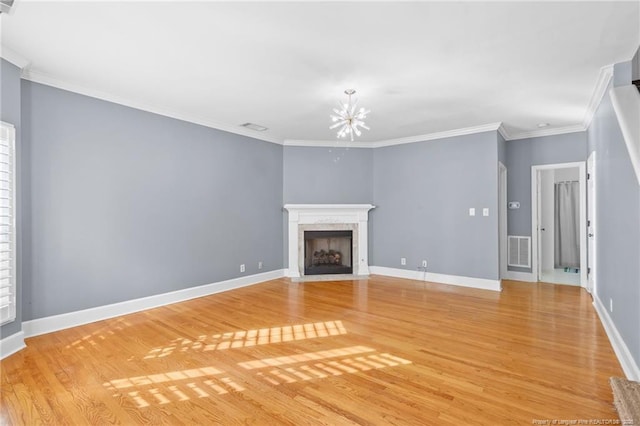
1;1;639;145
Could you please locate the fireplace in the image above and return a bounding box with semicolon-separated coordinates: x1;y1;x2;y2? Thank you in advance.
283;204;375;279
304;230;353;275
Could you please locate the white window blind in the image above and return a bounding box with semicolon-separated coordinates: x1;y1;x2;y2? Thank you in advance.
0;122;16;325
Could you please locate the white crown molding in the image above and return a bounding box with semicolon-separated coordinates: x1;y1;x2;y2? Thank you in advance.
22;69;285;145
283;139;373;148
370;266;502;292
25;67;508;148
504;124;587;141
0;330;26;360
370;122;503;148
0;44;30;70
285;123;504;148
19;62;614;148
593;295;640;381
583;65;614;130
23;269;285;338
497;124;511;141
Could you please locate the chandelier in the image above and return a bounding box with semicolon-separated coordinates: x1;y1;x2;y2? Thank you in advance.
329;89;370;141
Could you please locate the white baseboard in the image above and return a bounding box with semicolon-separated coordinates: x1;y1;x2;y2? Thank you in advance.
593;295;640;381
23;269;286;338
370;266;501;292
0;330;26;360
504;270;537;282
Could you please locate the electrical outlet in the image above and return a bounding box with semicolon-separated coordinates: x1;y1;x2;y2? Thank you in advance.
421;260;427;268
240;264;245;273
400;257;406;266
609;298;613;313
258;261;263;270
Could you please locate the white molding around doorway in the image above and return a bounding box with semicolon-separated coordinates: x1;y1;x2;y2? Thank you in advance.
531;162;587;287
499;162;508;279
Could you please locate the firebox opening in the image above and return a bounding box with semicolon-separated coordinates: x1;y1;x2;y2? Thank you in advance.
304;230;353;275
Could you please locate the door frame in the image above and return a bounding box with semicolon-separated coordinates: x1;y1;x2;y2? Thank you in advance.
587;151;597;294
531;161;587;287
499;162;508;279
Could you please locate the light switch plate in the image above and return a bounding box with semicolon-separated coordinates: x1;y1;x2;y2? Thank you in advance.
483;208;489;216
469;208;475;216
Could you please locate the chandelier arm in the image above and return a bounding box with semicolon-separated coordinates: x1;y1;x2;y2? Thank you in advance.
330;121;347;130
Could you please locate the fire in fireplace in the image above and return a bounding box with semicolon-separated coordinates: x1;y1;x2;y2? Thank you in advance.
304;230;353;275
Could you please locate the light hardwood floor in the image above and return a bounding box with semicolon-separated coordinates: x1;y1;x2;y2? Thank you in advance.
0;277;623;425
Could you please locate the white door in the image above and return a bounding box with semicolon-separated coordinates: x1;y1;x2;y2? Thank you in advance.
587;152;596;294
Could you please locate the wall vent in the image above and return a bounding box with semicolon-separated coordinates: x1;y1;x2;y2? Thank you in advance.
507;235;531;268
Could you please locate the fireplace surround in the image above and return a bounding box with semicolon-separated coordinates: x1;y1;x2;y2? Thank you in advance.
284;204;375;279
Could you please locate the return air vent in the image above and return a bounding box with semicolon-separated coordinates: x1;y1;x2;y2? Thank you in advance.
507;235;531;268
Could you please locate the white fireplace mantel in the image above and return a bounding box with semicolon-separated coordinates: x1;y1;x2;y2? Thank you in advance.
284;204;375;279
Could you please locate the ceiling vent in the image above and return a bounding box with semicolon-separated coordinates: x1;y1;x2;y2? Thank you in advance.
0;0;14;14
240;123;268;132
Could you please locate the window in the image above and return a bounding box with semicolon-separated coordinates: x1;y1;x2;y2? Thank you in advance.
0;122;16;325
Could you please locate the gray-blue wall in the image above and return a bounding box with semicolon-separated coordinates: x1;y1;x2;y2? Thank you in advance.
283;146;373;204
21;81;284;320
505;132;587;272
587;77;640;369
0;59;22;339
372;132;500;280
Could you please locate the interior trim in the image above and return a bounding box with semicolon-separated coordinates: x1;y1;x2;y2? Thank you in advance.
593;294;640;381
22;269;286;339
370;266;502;292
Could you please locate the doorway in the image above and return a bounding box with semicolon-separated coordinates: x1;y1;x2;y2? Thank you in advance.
531;162;587;287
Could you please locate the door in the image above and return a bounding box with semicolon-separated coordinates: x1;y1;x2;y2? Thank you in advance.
587;152;596;294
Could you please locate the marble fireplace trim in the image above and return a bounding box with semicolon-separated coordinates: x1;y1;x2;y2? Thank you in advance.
284;204;375;279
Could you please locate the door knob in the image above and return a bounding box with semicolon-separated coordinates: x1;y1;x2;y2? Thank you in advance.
588;233;594;237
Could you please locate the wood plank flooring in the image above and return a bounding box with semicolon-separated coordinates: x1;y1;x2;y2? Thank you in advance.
0;277;623;425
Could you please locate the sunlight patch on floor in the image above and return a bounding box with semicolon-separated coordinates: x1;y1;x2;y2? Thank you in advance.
143;320;348;359
238;345;374;370
105;345;411;408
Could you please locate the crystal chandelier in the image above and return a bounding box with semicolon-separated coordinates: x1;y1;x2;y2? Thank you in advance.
329;89;370;141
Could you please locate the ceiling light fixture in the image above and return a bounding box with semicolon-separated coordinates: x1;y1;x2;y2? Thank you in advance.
329;89;370;141
537;122;550;128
